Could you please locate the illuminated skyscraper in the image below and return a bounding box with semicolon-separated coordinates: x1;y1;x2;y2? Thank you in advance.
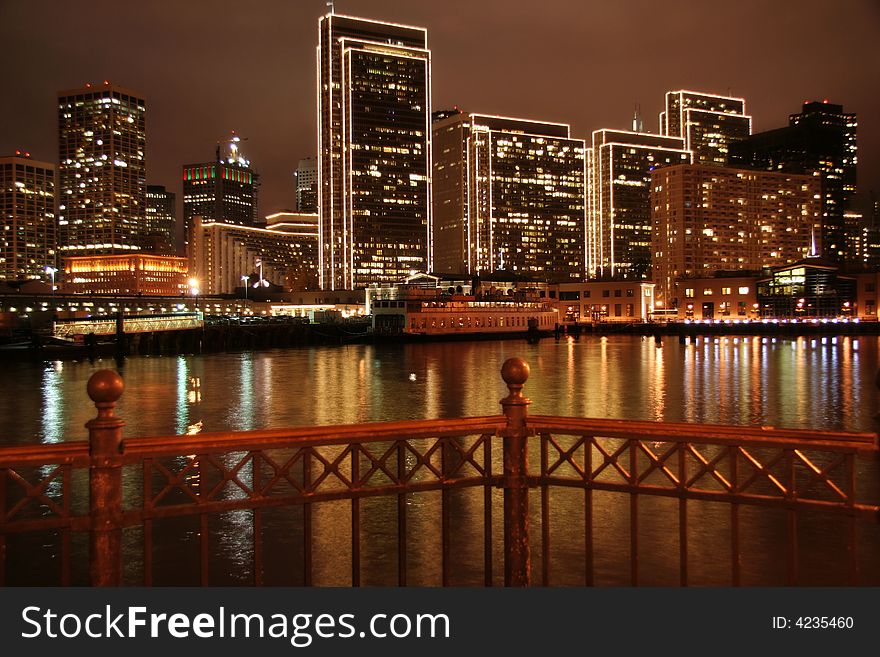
145;184;176;253
651;163;820;305
0;153;56;281
318;13;432;289
587;129;691;280
433;113;586;281
729;101;858;263
660;90;751;166
295;157;318;213
183;132;259;249
57;82;146;255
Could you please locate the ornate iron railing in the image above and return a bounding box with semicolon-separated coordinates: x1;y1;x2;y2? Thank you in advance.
0;358;877;586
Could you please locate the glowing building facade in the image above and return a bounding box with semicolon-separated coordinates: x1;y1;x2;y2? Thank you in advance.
660;90;751;166
729;101;858;264
63;253;188;296
189;214;319;295
0;154;56;281
651;163;820;306
587;129;690;280
432;113;586;282
318;13;432;290
57;83;147;255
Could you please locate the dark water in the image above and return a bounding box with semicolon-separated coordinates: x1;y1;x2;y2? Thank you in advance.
2;334;879;585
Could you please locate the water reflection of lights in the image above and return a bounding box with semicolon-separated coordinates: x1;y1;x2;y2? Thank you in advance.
40;362;65;444
175;357;190;435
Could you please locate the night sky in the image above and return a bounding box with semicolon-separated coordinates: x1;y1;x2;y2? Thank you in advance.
2;0;879;217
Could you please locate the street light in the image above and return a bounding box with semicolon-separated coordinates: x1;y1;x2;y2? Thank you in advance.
188;278;200;311
242;275;249;299
45;266;57;296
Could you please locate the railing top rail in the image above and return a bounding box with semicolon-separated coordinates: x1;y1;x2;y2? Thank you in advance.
1;413;877;469
0;441;90;467
122;415;505;460
529;415;880;453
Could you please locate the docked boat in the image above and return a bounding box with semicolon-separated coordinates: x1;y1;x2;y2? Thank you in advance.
370;286;558;339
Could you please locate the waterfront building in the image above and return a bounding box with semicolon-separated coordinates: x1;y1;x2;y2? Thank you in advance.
57;82;147;255
0;153;56;282
368;273;557;336
855;272;880;319
433;112;587;282
295;157;318;213
757;260;856;319
554;280;655;323
188;214;318;295
660;90;751;166
145;184;176;253
318;13;432;289
651;163;820;308
673;275;759;320
63;253;188;296
587;129;691;280
183;132;260;249
728;101;858;264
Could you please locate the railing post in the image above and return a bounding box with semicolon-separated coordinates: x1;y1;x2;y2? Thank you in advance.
500;357;531;586
86;369;125;586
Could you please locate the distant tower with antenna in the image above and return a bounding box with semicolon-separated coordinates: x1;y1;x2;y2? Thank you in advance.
632;104;644;133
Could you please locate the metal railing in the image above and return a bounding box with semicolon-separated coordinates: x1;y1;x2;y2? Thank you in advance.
54;313;203;338
0;358;878;586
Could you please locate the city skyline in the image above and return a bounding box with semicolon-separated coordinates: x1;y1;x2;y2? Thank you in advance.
1;0;878;220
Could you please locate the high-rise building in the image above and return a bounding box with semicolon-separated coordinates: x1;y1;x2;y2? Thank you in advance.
318;13;432;289
587;129;691;280
729;101;858;264
0;153;56;281
145;184;176;253
295;157;318;213
660;90;751;166
651;163;820;306
183;132;259;251
57;82;147;255
433;112;587;281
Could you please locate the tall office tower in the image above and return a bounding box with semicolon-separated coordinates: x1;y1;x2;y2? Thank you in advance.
145;185;176;253
0;153;56;281
295;158;318;213
587;129;691;280
318;13;431;290
660;90;751;166
651;163;820;306
729;101;858;264
57;82;146;255
183;132;259;245
433;113;587;281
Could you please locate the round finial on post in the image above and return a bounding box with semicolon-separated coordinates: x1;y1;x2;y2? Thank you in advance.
88;369;124;404
500;357;531;405
501;357;530;388
87;370;124;420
